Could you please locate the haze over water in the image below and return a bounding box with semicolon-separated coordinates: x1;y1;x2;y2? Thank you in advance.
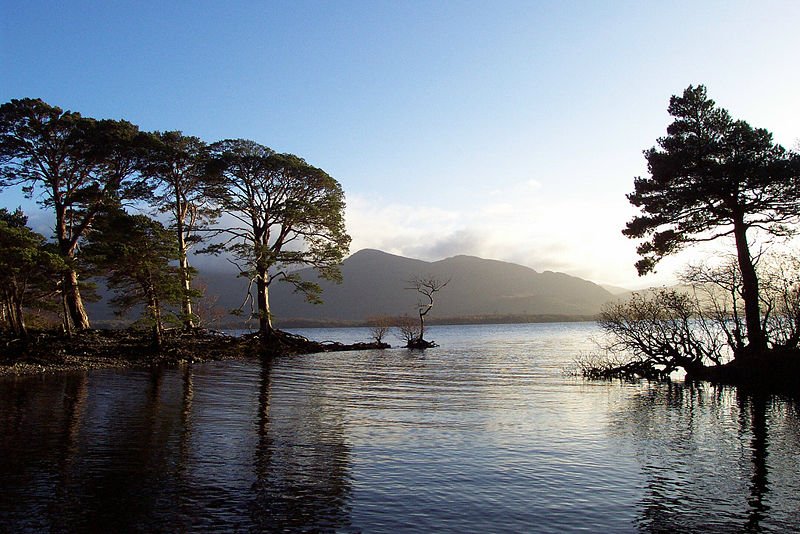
1;323;799;532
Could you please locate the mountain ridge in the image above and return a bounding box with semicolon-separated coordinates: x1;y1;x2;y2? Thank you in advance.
88;248;617;327
266;248;613;323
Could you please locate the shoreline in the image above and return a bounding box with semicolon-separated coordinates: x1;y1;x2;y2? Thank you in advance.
0;328;388;377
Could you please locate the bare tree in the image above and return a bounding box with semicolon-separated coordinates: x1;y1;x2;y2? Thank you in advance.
585;252;800;380
682;253;800;352
367;315;392;345
596;288;729;378
191;278;228;330
405;276;449;347
395;315;421;347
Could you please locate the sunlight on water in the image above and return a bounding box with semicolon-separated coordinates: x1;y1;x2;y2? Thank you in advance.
1;323;798;532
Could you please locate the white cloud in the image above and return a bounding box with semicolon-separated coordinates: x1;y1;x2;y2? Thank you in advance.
344;195;463;257
344;182;681;289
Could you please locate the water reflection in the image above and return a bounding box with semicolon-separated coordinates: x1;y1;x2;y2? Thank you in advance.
742;392;769;532
1;324;799;532
610;382;800;533
0;362;354;532
250;359;354;532
0;373;90;531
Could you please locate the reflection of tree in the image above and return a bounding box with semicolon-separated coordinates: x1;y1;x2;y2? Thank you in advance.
739;393;770;533
67;367;178;532
0;362;358;530
51;374;89;523
177;363;194;500
250;359;274;530
250;359;354;530
610;383;799;533
0;373;88;530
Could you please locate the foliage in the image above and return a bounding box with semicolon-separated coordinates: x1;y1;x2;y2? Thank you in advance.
0;98;352;339
140;131;223;328
0;208;66;337
81;210;189;345
206;139;351;334
623;85;800;352
0;98;151;330
624;85;800;272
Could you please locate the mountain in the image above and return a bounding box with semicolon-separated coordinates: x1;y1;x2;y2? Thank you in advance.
600;284;632;295
188;249;614;326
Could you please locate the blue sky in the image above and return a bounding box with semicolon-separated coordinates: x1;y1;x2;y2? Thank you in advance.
2;1;798;287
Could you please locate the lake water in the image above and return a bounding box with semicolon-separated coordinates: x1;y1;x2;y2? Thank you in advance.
1;323;799;532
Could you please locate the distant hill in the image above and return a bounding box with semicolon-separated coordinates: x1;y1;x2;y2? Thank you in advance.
182;249;614;326
600;284;632;295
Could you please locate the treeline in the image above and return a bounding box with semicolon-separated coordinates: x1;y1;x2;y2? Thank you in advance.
0;98;350;345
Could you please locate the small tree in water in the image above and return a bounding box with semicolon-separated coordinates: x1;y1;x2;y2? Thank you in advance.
405;276;449;348
367;315;393;345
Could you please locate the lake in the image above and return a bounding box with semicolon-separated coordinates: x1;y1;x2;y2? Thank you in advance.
1;323;799;532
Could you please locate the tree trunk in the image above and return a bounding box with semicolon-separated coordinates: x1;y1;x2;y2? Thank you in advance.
64;270;90;330
178;250;195;329
732;214;765;353
62;289;73;336
12;298;27;338
0;297;11;334
176;220;195;329
2;289;26;338
418;310;426;342
57;205;91;331
148;291;163;348
256;267;273;337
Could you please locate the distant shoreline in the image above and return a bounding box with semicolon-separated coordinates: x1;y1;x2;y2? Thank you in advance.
88;314;600;331
1;317;599;377
281;313;599;328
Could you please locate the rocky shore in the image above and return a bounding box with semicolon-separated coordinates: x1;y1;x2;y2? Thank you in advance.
0;328;389;376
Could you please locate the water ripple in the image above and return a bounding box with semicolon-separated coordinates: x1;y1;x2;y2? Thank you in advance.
0;323;798;532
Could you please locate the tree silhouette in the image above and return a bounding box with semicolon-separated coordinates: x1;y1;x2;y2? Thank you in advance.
624;85;800;353
405;276;449;348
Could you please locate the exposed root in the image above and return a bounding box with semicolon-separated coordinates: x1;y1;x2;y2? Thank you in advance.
405;338;438;349
569;352;673;380
240;329;390;356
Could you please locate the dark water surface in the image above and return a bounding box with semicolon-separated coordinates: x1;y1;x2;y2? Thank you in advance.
1;323;799;532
